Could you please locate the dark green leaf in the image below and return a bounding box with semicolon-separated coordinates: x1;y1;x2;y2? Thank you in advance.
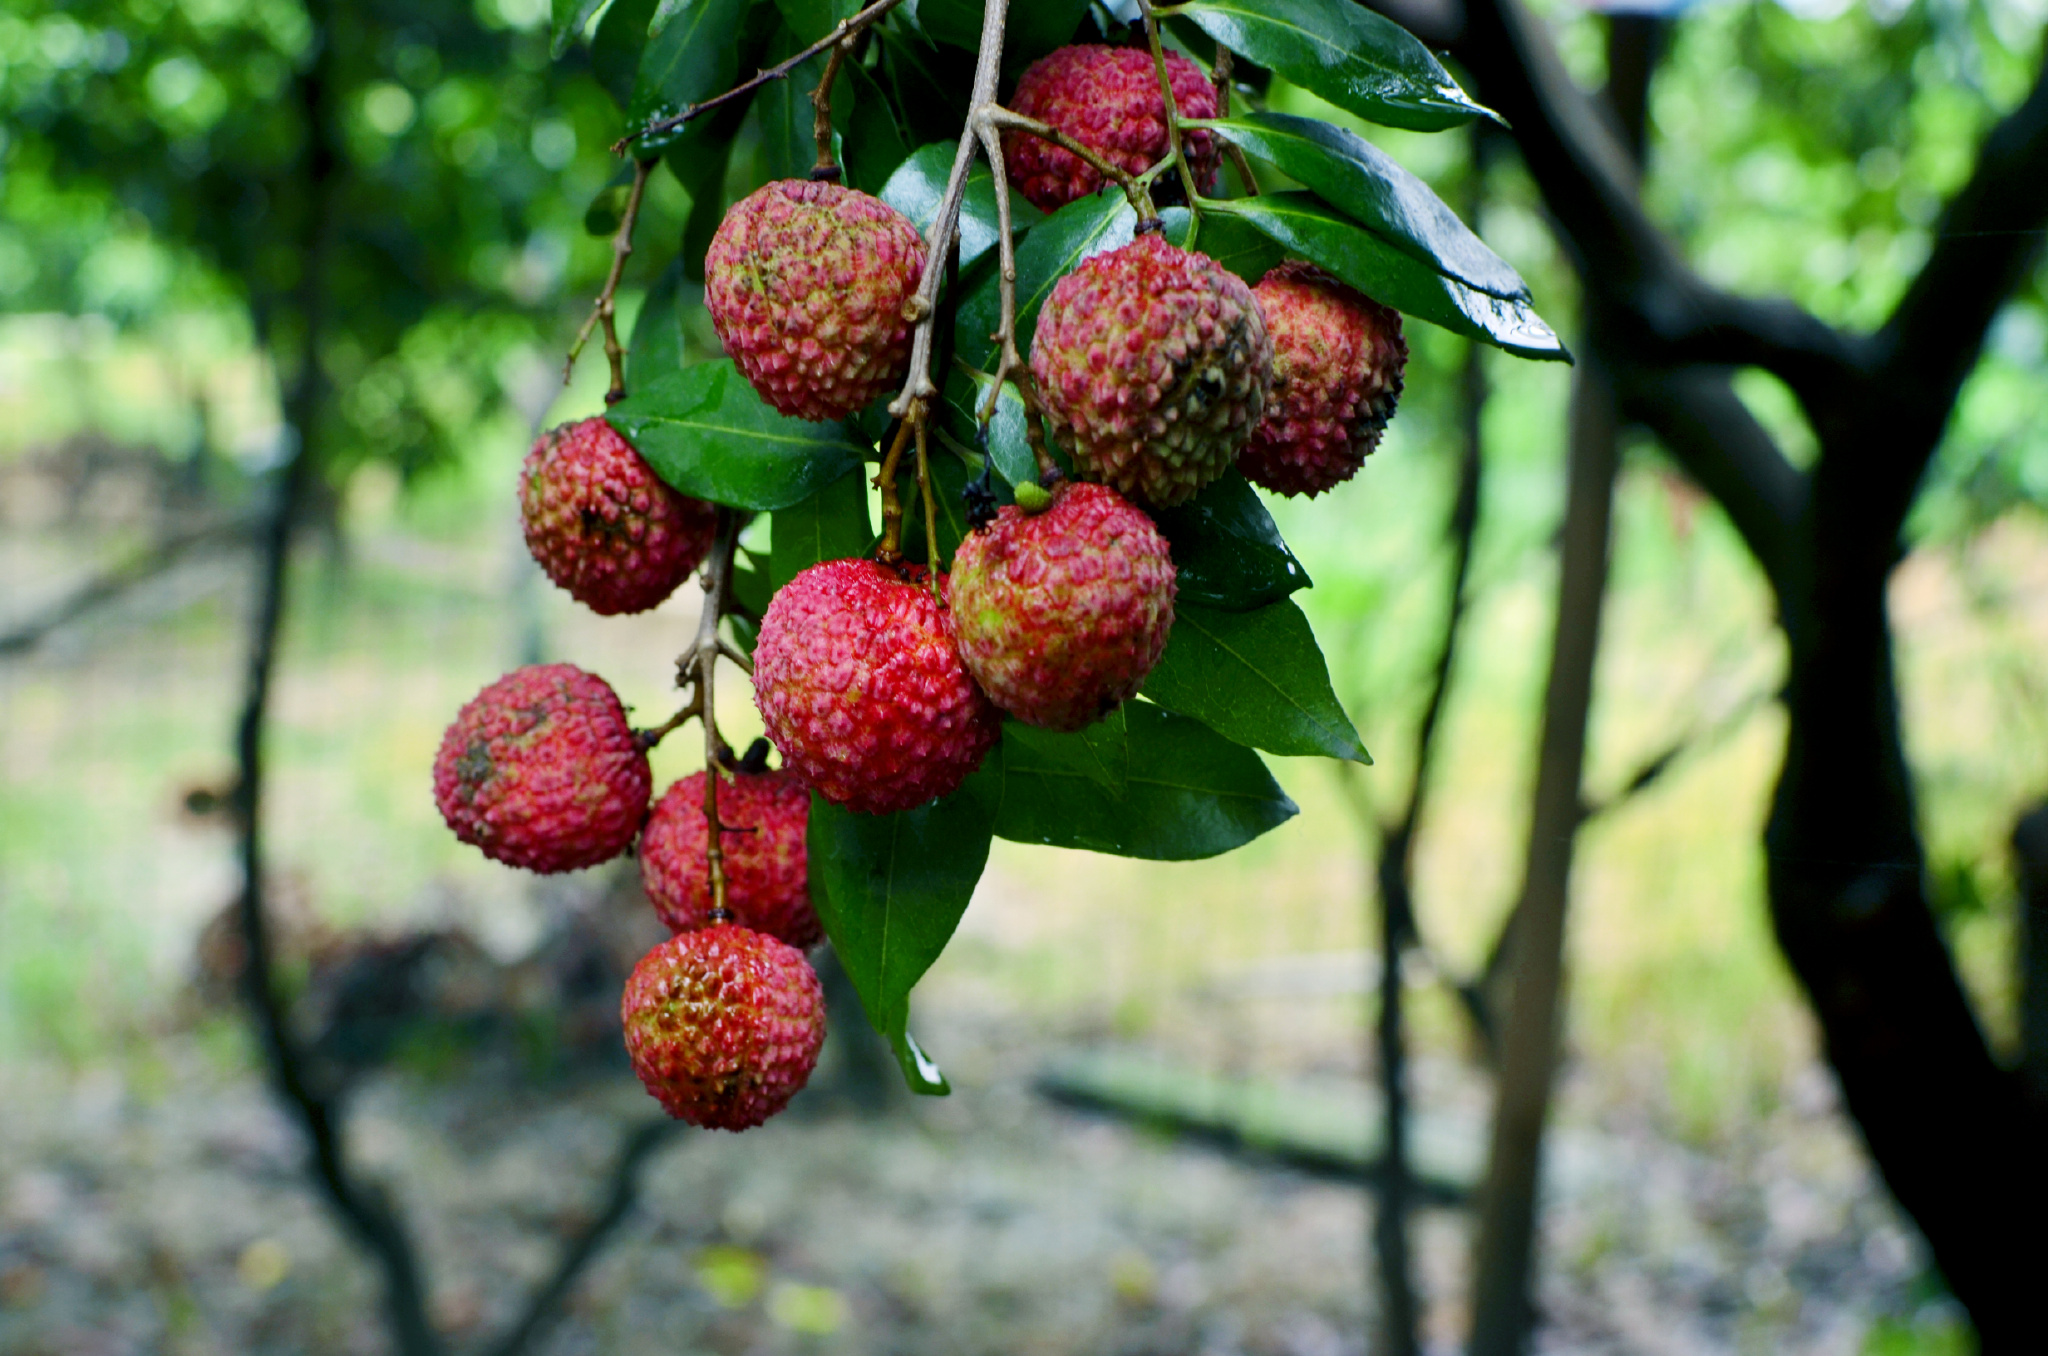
844;63;910;194
942;366;1040;488
667;132;739;283
552;0;609;57
1214;193;1569;360
896;441;976;572
592;0;660;110
1142;599;1369;762
731;553;773;617
583;182;632;236
995;703;1296;859
1173;0;1497;133
880;142;1043;276
1011;707;1128;795
1150;471;1311;610
956;191;1134;369
917;0;1089;68
1195;112;1529;299
808;753;1007;1092
772;0;857;42
627;258;686;389
757;23;842;182
1160;206;1286;285
770;467;872;590
609;360;871;510
627;0;755;155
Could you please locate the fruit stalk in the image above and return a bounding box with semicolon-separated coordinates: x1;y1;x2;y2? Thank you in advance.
565;156;655;402
809;35;855;181
690;508;743;919
1135;0;1204;224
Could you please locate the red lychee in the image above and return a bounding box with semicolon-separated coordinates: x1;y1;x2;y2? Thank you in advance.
1004;45;1221;214
432;664;651;873
752;558;1001;816
519;416;717;616
705;179;926;422
950;482;1176;731
1031;232;1273;507
640;769;820;948
621;924;826;1130
1240;263;1408;497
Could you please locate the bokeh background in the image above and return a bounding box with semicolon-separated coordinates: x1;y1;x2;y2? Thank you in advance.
3;0;2045;1352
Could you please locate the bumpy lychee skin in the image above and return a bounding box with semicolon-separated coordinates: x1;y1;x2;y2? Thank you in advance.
705;180;925;422
641;770;820;947
1031;233;1273;508
753;559;1002;816
622;924;826;1131
519;417;717;616
1241;263;1409;497
432;664;652;873
1005;45;1221;213
951;483;1177;731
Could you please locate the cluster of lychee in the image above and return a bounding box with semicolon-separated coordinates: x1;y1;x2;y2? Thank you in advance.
430;41;1409;1130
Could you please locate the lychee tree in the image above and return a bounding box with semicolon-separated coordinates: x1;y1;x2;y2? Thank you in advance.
448;0;1569;1118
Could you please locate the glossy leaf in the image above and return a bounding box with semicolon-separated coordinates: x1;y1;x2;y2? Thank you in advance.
669;131;739;282
996;703;1297;859
942;366;1040;489
769;467;872;591
608;360;870;510
627;0;754;155
591;0;659;110
880;142;1043;275
771;0;857;41
1142;599;1369;762
1195;112;1529;299
918;0;1090;68
757;22;843;182
844;62;910;194
1214;193;1569;361
626;258;686;390
956;191;1134;369
1150;471;1310;610
1160;206;1286;285
896;442;981;572
552;0;608;57
1172;0;1496;133
808;753;1007;1093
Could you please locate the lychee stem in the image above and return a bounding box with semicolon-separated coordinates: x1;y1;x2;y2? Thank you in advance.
875;415;915;561
1136;0;1205;238
565;156;655;403
915;420;942;598
969;108;1064;487
691;508;743;921
981;107;1157;221
1209;46;1260;198
808;36;855;182
614;0;909;153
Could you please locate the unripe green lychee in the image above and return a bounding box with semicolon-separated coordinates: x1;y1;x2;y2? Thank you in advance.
621;924;825;1130
950;482;1176;731
640;769;820;948
520;416;717;615
752;558;1001;816
704;180;925;422
432;664;651;873
1240;263;1408;497
1030;233;1272;508
1004;45;1221;214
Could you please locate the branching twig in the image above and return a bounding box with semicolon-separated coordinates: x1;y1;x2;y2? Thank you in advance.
689;510;743;920
981;106;1156;220
915;420;941;596
810;36;855;181
565;157;655;403
1136;0;1203;219
613;0;909;153
875;417;914;560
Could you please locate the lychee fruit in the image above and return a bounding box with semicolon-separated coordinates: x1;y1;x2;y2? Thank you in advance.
621;924;826;1130
1004;45;1221;214
519;416;717;616
1240;263;1409;497
432;664;652;873
752;558;1001;816
950;482;1177;731
641;769;820;947
705;179;926;422
1031;232;1273;508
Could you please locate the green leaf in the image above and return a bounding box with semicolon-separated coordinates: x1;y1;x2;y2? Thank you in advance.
896;442;977;572
1194;112;1529;299
552;0;609;57
1160;206;1286;285
1214;193;1569;361
1142;599;1369;762
667;132;739;283
771;0;856;41
1150;471;1310;610
627;0;755;155
757;22;842;182
1172;0;1496;133
956;191;1134;370
917;0;1089;68
769;467;872;591
731;554;773;618
583;181;632;236
608;360;871;510
942;366;1040;488
592;0;660;110
843;62;910;194
627;258;686;390
880;142;1043;276
808;753;1007;1093
995;703;1296;859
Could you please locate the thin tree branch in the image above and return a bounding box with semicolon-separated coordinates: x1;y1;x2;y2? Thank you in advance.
565;157;655;402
